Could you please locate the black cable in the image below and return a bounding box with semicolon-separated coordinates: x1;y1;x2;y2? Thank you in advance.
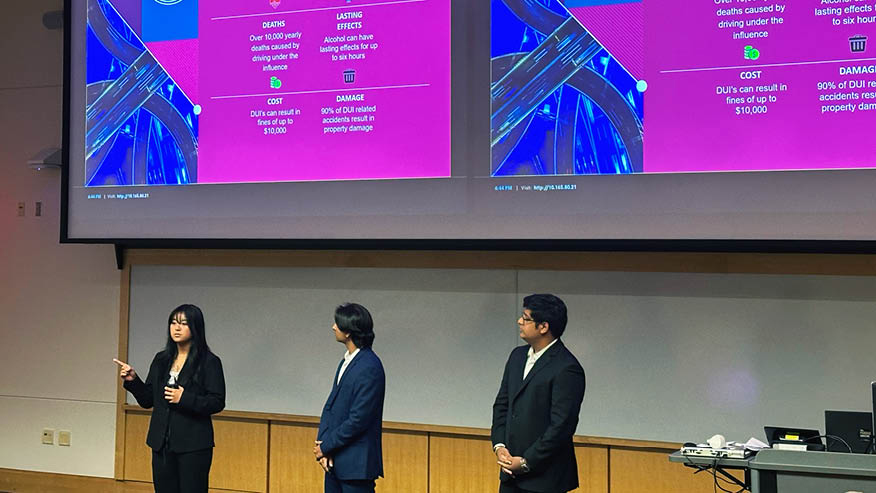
714;472;747;489
682;453;749;492
682;454;723;493
804;434;853;453
710;457;746;493
685;455;747;493
712;458;717;493
683;454;713;474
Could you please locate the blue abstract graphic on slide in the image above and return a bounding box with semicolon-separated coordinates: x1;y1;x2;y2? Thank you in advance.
491;0;643;176
85;0;198;186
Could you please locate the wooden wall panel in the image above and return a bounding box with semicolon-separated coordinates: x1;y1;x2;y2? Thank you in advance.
429;434;498;493
269;423;428;493
575;445;608;493
428;437;610;493
610;448;742;493
124;412;268;492
14;434;752;493
376;430;428;493
211;417;268;492
268;422;324;493
126;409;748;493
123;412;151;482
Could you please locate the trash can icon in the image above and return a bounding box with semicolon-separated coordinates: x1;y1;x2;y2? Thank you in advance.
850;35;867;53
343;69;356;84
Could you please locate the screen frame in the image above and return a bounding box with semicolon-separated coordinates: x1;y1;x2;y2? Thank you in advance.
59;0;876;255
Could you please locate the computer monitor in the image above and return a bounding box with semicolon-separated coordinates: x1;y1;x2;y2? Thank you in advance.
824;410;872;453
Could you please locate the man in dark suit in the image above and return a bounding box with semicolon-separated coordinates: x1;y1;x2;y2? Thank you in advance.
314;303;386;493
491;294;586;493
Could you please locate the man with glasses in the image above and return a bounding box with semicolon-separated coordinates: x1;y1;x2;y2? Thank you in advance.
491;294;586;493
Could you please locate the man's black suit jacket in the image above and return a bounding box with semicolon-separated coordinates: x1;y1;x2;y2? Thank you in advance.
124;351;226;453
491;340;586;493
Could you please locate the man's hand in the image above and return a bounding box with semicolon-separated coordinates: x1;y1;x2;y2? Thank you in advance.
314;440;334;472
495;446;512;464
497;455;526;477
317;456;333;472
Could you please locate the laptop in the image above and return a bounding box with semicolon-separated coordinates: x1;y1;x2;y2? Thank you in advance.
825;410;872;453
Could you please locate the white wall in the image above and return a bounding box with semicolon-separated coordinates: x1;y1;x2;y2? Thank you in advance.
0;1;120;478
128;265;876;444
128;266;521;427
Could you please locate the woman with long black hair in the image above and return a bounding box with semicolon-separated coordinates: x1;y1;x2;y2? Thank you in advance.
114;304;226;493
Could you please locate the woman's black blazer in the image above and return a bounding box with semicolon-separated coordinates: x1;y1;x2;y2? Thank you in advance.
124;351;226;453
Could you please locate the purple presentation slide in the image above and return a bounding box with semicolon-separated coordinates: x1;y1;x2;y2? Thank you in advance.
87;0;449;187
644;1;876;173
490;0;874;178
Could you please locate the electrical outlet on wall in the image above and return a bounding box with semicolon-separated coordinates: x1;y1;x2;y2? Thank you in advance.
41;428;54;445
17;202;25;217
58;430;71;446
